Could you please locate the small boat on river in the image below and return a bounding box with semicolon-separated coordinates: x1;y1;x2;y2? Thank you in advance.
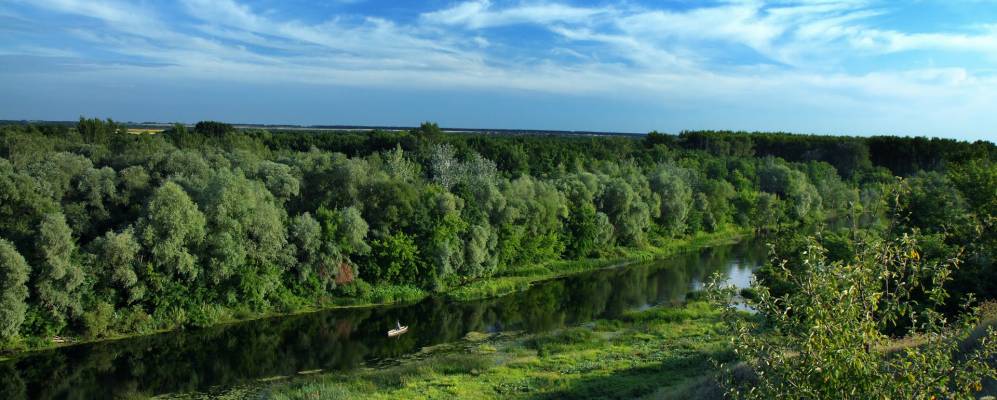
388;321;408;337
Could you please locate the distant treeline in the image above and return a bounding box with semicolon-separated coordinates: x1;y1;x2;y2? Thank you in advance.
0;118;991;345
648;130;995;177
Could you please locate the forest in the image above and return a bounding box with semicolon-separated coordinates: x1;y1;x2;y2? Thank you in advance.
0;118;994;357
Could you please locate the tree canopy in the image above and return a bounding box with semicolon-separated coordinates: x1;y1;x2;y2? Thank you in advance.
0;119;992;344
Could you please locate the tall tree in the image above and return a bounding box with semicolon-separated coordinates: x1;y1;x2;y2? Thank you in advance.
0;159;57;249
92;228;144;304
34;213;84;320
193;121;234;137
650;165;692;236
198;170;288;307
0;239;30;340
139;181;206;282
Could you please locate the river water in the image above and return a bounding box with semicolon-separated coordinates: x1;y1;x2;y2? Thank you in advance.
0;240;766;399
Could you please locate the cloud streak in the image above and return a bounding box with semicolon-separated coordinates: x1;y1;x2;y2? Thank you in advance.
2;0;996;138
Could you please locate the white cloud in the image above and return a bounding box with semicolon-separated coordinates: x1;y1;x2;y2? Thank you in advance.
182;0;266;29
420;0;611;29
5;0;997;137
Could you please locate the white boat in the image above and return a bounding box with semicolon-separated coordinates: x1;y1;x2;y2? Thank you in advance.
388;321;408;337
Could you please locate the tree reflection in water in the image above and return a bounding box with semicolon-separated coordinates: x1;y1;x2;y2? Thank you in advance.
0;240;765;399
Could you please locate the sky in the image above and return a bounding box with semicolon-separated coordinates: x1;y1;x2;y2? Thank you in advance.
1;0;996;140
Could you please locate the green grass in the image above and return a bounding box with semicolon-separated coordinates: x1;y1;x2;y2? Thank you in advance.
186;300;740;400
360;284;427;305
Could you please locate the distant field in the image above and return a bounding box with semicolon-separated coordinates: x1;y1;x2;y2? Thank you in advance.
127;128;163;135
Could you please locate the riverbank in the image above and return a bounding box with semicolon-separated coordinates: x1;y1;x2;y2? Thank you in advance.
447;228;749;301
164;300;744;400
1;228;750;360
188;302;997;400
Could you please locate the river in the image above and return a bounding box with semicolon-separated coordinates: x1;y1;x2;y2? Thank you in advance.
0;240;766;399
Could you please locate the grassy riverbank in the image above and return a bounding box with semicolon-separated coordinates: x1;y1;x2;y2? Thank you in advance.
196;300;991;400
3;229;748;359
166;301;742;400
447;228;748;301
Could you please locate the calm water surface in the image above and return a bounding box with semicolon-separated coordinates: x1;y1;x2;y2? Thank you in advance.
0;240;765;399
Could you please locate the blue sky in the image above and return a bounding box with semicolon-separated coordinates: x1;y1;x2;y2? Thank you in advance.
1;0;997;140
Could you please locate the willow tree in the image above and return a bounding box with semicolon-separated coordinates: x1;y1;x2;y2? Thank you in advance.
197;170;288;307
91;228;144;304
139;181;206;282
649;164;692;236
0;239;29;340
0;159;57;249
34;213;84;323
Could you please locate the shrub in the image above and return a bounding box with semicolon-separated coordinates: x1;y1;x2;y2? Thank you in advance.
82;302;115;339
708;234;997;399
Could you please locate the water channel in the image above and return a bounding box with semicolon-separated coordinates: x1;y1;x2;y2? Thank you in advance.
0;240;766;399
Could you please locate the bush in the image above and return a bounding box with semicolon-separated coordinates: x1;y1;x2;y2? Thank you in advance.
334;279;372;299
82;302;115;339
708;233;997;399
119;306;155;334
186;303;232;328
366;285;424;304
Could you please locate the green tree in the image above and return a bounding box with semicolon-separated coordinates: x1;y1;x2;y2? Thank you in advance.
758;159;820;221
34;213;84;321
164;122;197;148
193;121;234;137
0;239;30;340
428;143;461;190
366;232;421;284
499;176;568;265
421;189;467;288
153;150;212;189
649;165;692;236
752;191;781;232
91;228;144;304
948;158;996;218
412;121;443;143
254;161;300;204
899;171;967;233
139;182;206;282
117;165;151;218
288;212;335;291
295;206;370;291
598;177;656;246
558;176;600;258
77;117;121;144
463;224;496;277
197;170;288;307
335;206;371;255
0;159;57;249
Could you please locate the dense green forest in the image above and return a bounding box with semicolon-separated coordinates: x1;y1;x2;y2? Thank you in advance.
0;119;993;348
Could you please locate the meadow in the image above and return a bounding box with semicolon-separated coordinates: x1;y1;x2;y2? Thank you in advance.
167;301;738;400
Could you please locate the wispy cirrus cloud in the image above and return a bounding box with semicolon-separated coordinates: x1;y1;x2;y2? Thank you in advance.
419;0;612;29
1;0;996;138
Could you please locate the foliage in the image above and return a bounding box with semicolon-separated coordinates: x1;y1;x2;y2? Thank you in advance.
81;301;115;339
193;121;235;137
139;181;206;283
34;213;84;322
90;228;144;304
650;164;692;236
0;239;30;340
708;232;997;399
0;119;992;348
